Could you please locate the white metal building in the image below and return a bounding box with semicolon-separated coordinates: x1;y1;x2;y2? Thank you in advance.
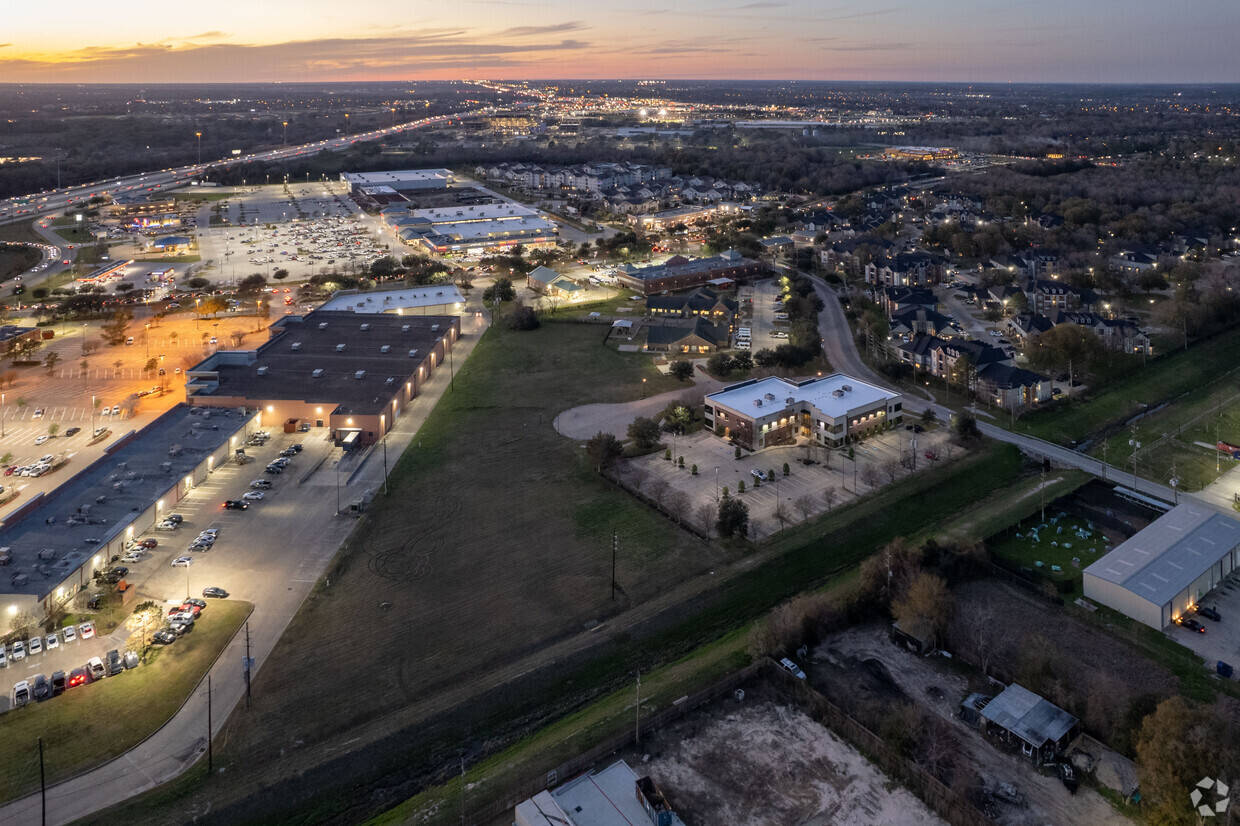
1083;502;1240;629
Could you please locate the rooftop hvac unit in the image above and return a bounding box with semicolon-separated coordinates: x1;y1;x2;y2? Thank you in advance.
753;399;763;407
256;366;269;376
431;324;440;332
318;322;328;329
764;393;776;401
401;325;410;332
408;349;418;358
785;397;795;404
312;368;324;378
833;389;844;397
355;370;365;380
380;345;390;353
336;344;346;352
291;342;301;351
360;323;370;331
842;385;853;392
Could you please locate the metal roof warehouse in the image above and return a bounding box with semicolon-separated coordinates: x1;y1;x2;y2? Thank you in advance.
1083;501;1240;629
0;404;256;617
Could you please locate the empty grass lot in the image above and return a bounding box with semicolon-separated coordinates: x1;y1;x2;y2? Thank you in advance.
0;600;251;804
1014;326;1240;446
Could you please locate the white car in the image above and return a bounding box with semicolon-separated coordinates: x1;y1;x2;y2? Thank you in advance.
170;556;193;567
45;633;59;651
242;490;265;501
79;621;95;640
34;435;49;445
111;405;120;416
28;635;42;655
779;657;807;679
0;647;6;668
200;528;220;539
63;625;77;642
10;640;24;661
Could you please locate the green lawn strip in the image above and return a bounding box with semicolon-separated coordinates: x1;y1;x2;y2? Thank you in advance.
1015;326;1240;445
366;631;752;826
0;245;40;280
0;600;252;804
172;192;232;202
932;469;1091;546
0;220;45;246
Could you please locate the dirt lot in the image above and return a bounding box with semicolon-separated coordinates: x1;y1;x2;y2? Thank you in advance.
634;697;945;826
815;623;1135;826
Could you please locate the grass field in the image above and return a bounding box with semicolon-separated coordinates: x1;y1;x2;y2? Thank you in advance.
0;220;43;246
0;245;39;281
0;600;251;804
1016;325;1240;446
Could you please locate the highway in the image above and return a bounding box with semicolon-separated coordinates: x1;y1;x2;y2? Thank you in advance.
0;112;476;229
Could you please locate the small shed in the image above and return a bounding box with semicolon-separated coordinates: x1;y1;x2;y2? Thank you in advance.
976;683;1078;763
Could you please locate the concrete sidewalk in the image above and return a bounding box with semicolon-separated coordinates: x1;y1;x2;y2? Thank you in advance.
0;311;491;826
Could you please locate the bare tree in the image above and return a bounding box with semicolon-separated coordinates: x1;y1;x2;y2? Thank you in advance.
882;458;900;484
859;463;880;489
774;503;790;530
665;490;690;524
628;463;649;493
794;495;815;522
956;598;998;677
648;477;671;507
694;502;715;536
822;486;838;512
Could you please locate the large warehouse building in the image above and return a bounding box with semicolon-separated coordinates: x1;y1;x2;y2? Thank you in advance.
1083;501;1240;629
185;310;459;447
705;374;902;451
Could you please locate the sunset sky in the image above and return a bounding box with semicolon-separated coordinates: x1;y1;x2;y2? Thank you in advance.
3;0;1238;84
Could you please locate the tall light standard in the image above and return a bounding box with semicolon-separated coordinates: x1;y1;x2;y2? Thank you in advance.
344;113;349;137
1;392;5;438
144;323;150;358
714;466;719;501
282;121;288;145
196;132;202;165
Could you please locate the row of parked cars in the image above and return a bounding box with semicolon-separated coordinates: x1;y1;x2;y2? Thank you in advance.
0;621;95;668
12;649;139;707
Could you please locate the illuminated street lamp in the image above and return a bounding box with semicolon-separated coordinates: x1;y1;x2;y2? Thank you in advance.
196;131;202;165
282;121;288;145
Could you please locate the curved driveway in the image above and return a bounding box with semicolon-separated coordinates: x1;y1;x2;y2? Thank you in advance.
554;373;727;440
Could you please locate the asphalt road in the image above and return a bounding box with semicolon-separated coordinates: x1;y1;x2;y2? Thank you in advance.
0;309;491;825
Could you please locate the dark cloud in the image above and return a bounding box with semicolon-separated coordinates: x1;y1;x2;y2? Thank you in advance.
497;22;588;37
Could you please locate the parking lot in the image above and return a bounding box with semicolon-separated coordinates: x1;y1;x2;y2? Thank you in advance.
1164;572;1240;671
633;421;955;536
1;426;334;711
735;277;790;351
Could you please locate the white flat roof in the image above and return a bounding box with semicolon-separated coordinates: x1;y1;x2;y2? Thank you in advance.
707;373;899;420
316;286;465;314
549;762;653;826
411;203;539;223
342;169;453;186
1084;501;1240;606
427;217;556;240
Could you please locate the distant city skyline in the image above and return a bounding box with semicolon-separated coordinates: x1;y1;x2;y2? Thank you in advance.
4;0;1239;84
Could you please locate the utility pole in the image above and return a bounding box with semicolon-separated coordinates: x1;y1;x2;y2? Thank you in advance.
1102;440;1108;480
635;670;641;747
459;757;466;826
244;622;252;707
39;738;46;826
207;674;214;772
1040;464;1046;523
611;531;617;600
382;435;389;495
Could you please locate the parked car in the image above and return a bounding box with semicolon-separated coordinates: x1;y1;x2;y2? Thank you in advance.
1196;605;1222;622
152;629;178;646
64;427;81;437
123;651;139;669
34;435;49;445
1177;616;1207;633
292;444;303;453
250;479;272;490
200;528;220;538
28;635;42;655
166;513;185;525
45;632;59;651
779;657;807;679
79;621;95;639
242;491;265;501
170;556;193;567
86;593;104;609
13;679;30;707
751;469;768;481
11;640;25;661
137;538;158;549
182;597;207;610
0;647;7;668
87;656;106;681
264;465;283;475
280;447;297;457
223;499;249;510
202;586;229;599
50;670;66;696
106;650;124;676
32;673;50;701
155;520;179;531
67;666;91;688
63;625;76;643
105;566;129;584
168;619;194;636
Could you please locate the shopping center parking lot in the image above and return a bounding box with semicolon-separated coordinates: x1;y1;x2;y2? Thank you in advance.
631;422;956;536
